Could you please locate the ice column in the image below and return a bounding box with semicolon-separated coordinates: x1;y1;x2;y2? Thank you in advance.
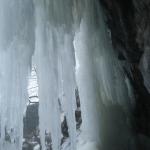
73;0;134;149
0;0;35;150
34;0;76;149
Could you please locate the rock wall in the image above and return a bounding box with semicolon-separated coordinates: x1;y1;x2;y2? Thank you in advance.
100;0;150;144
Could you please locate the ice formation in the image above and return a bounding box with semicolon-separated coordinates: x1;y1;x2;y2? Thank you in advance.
27;66;39;103
0;0;35;149
0;0;135;150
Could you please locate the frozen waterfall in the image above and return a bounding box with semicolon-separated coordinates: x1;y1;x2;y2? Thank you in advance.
0;0;34;149
0;0;135;150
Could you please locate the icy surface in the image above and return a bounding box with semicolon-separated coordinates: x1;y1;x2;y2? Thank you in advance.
0;0;34;150
27;66;39;103
33;0;78;149
73;1;135;149
0;0;135;150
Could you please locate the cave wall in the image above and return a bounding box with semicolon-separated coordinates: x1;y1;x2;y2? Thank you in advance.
100;0;150;138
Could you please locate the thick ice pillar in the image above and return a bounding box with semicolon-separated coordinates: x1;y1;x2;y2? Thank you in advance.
34;1;76;149
74;0;135;149
0;0;136;149
0;0;35;149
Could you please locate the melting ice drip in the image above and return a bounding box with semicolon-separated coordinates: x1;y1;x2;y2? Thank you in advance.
0;0;135;150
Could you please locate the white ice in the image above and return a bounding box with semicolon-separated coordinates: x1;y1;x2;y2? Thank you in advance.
0;0;135;150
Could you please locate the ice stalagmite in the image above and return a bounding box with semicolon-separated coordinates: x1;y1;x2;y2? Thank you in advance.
0;0;35;150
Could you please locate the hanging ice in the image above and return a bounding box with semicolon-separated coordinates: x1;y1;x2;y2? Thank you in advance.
74;0;135;149
0;0;135;150
34;0;76;149
0;0;35;150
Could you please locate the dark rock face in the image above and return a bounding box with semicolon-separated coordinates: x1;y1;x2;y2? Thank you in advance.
100;0;142;62
75;88;82;129
23;103;39;138
23;103;41;150
100;0;150;143
61;116;69;139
